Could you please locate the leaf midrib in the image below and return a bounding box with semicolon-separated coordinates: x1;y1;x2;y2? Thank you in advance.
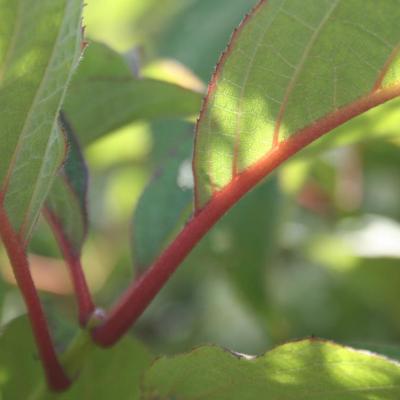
19;1;77;239
1;1;68;195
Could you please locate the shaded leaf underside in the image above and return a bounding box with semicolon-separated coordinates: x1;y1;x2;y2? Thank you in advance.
194;0;400;209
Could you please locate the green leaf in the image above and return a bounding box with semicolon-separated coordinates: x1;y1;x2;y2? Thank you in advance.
0;317;43;399
212;177;280;316
44;113;88;255
152;0;255;81
0;0;83;243
142;340;400;399
0;316;152;400
133;120;281;319
132;123;193;270
51;336;152;400
63;42;202;145
194;0;400;209
297;96;400;158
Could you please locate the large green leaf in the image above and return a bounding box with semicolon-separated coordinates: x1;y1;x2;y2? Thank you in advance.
63;42;202;145
0;0;83;243
194;0;400;209
142;340;400;399
44;113;88;255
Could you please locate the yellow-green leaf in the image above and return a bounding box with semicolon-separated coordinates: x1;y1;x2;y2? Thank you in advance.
142;340;400;399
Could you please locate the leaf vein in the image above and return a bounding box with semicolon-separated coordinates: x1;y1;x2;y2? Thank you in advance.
272;0;340;146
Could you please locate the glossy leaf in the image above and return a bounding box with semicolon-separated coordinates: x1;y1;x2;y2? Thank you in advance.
132;125;193;270
194;0;400;209
142;340;400;399
44;113;88;255
0;0;83;243
63;42;202;145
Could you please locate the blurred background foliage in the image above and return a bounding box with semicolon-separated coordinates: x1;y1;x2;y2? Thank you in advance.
1;0;400;360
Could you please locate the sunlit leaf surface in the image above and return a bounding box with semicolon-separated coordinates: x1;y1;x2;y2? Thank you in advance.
194;0;400;208
142;340;400;399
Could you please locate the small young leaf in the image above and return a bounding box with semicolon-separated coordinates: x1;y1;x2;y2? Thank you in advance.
0;0;83;244
142;340;400;399
63;42;203;145
44;113;88;255
194;0;400;209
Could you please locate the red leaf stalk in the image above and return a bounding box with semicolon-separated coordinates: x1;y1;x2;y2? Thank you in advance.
92;85;400;347
44;209;95;326
0;205;70;391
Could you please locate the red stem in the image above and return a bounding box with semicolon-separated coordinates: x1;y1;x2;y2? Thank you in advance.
0;206;70;391
44;209;95;326
92;85;400;347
